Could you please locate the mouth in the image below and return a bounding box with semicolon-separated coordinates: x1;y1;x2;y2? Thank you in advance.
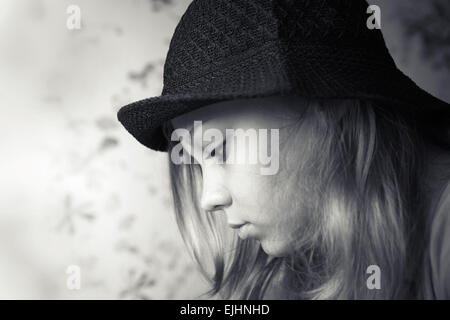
228;222;247;229
227;222;252;239
235;223;251;240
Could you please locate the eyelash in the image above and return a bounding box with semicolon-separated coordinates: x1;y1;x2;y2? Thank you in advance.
181;140;227;163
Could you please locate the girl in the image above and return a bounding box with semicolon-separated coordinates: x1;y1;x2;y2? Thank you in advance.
118;0;450;299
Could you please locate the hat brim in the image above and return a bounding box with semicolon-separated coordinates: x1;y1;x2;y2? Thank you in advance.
117;43;450;152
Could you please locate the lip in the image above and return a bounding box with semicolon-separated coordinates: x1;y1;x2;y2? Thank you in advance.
227;222;253;239
237;223;251;240
228;222;247;229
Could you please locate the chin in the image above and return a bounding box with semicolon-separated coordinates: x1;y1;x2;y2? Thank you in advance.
260;239;292;258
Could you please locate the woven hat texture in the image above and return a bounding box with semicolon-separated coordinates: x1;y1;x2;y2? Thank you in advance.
117;0;449;151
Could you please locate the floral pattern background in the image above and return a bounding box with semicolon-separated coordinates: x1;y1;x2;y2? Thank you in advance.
0;0;448;299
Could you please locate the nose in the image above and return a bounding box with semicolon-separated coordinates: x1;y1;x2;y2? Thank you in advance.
200;186;232;212
200;170;232;212
200;164;232;212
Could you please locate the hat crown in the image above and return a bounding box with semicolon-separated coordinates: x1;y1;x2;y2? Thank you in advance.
118;0;449;152
162;0;388;94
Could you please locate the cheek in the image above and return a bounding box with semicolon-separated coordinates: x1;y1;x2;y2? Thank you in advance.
258;202;304;257
225;168;275;214
226;166;306;257
255;179;305;251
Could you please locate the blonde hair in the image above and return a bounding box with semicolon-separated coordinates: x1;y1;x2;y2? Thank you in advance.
162;98;449;299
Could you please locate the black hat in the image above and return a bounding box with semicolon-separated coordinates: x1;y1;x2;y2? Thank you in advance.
117;0;450;152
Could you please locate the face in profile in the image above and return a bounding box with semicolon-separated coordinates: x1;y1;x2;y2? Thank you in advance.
170;96;311;257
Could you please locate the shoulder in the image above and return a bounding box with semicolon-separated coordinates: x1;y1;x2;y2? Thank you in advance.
427;179;450;299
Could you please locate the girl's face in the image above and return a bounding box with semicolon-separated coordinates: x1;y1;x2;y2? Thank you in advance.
171;96;307;257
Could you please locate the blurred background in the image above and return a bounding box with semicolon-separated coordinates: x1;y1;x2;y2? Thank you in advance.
0;0;449;299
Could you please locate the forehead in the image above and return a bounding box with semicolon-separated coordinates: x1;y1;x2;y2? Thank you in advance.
171;96;304;130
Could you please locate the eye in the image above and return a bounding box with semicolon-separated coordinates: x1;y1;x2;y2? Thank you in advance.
206;145;219;159
205;140;227;161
